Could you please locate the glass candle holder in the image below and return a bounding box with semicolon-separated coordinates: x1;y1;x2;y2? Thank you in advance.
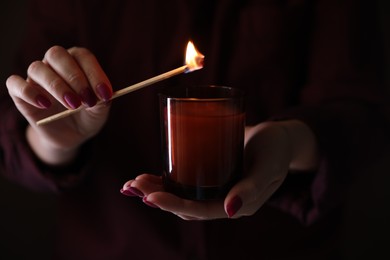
159;85;245;200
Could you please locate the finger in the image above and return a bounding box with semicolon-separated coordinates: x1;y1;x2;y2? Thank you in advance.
224;169;286;218
6;75;52;109
174;214;203;221
129;177;164;196
224;149;288;218
27;60;82;110
122;180;134;190
224;124;290;218
68;47;113;102
44;46;98;107
145;192;227;220
120;180;146;197
121;174;163;198
135;173;162;184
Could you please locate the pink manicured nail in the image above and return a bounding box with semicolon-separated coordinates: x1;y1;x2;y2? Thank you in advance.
35;94;52;109
79;87;97;107
96;83;112;101
226;195;242;218
64;91;81;109
120;188;137;197
143;196;159;208
126;187;144;197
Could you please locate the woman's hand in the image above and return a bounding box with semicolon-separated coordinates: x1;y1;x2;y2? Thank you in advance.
6;46;113;166
122;120;318;220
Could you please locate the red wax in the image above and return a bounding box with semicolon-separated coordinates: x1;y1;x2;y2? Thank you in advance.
162;100;245;200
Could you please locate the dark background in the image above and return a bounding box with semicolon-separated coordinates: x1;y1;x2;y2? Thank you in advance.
0;1;389;259
0;1;56;259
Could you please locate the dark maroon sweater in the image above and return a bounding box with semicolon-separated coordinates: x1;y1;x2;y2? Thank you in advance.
1;0;389;259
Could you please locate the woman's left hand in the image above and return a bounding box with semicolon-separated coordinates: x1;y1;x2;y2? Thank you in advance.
121;120;318;220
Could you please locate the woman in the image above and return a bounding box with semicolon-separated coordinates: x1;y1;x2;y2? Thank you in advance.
2;0;389;259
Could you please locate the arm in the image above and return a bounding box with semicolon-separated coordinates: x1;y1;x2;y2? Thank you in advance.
122;0;390;224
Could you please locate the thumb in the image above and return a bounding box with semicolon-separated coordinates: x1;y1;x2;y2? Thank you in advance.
224;176;284;219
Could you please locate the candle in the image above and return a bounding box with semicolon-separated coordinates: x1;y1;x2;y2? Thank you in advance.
160;85;245;200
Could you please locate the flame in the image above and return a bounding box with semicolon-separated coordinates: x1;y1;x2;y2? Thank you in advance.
185;41;205;72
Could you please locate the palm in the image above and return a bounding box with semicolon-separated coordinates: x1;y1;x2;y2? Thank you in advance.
16;97;110;150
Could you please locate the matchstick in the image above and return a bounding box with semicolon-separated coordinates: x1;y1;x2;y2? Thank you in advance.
36;41;204;126
36;65;188;126
36;41;204;125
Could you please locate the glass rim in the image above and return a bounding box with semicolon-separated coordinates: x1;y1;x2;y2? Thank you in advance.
159;85;244;101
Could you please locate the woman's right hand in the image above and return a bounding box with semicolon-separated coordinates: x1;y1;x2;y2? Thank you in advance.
6;46;113;166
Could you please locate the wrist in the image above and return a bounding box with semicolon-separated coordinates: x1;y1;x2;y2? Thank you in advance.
26;125;79;166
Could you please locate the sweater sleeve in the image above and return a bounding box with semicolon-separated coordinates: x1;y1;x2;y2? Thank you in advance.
0;104;94;192
0;0;91;193
267;0;390;225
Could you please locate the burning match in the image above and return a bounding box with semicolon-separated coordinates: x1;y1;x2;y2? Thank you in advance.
36;41;204;126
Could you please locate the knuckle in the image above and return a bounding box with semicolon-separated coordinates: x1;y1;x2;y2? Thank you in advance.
45;45;66;61
27;60;44;75
47;77;64;92
69;46;93;59
7;77;29;98
67;71;85;85
6;75;18;87
17;82;30;98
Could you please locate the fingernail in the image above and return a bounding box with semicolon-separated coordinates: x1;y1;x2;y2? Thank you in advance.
35;94;52;109
64;91;81;109
125;187;144;197
79;87;97;107
96;83;112;102
143;196;159;208
226;195;242;218
120;188;137;197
